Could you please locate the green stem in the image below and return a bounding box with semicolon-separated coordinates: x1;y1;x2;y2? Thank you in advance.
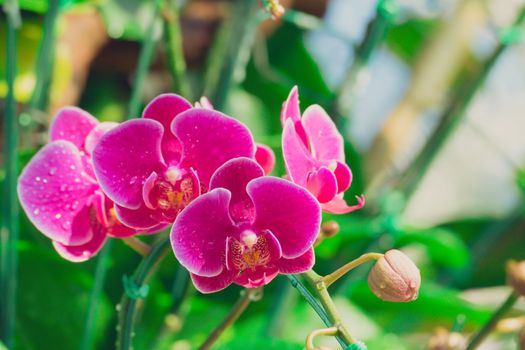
127;0;163;119
0;1;20;347
203;0;260;110
465;292;519;350
116;237;170;350
286;275;347;349
79;240;113;350
396;6;525;198
322;253;383;288
162;0;192;99
304;271;355;345
29;0;59;111
198;288;262;350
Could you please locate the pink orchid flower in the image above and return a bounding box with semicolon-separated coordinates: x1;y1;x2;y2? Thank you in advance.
171;157;320;293
18;108;141;262
281;86;365;214
92;94;256;230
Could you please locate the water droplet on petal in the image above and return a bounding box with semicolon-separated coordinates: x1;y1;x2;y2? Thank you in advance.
35;176;41;182
60;184;67;192
70;165;76;170
129;176;138;185
55;213;62;219
42;178;48;184
49;167;57;175
33;208;40;216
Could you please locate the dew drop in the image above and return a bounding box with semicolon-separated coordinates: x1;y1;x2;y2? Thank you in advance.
55;213;62;219
70;165;76;170
42;178;48;184
35;176;41;182
60;184;67;192
129;176;138;185
33;208;40;216
49;167;57;175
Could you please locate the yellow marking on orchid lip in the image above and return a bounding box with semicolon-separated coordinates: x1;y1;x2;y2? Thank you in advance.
109;207;117;219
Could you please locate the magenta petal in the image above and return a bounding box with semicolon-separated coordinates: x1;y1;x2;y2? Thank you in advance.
172;108;255;188
302;105;344;161
114;203;163;230
247;177;320;259
190;270;236;294
234;265;279;288
49;107;98;150
333;161;352;194
171;188;235;277
18;141;98;245
85;122;119;155
143;94;192;164
92;119;167;209
282;119;315;187
52;225;107;262
306;166;338;204
210;157;263;223
280;86;301;125
277;248;315;274
255;143;276;175
322;194;365;214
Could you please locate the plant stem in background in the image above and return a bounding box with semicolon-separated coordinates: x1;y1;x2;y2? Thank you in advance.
465;292;519;350
198;287;262;350
121;237;151;257
116;237;170;350
322;253;383;288
0;0;20;347
162;0;192;99
80;241;113;350
396;6;525;198
29;0;59;111
306;327;338;350
203;0;260;110
127;0;163;119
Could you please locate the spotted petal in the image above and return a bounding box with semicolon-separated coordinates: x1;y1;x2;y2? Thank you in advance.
247;177;320;258
170;188;235;277
172;108;255;189
92;119;167;209
18;141;98;245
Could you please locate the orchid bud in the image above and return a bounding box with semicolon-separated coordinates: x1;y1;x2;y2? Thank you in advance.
321;221;340;238
367;249;420;302
507;260;525;297
428;328;466;350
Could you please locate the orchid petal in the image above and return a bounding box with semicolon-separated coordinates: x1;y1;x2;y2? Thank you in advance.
172;108;255;189
280;86;309;147
190;270;236;294
85;122;119;155
247;177;320;258
171;188;235;277
333;161;352;194
255;143;276;175
18;141;98;245
306;166;338;204
277;248;315;274
92;119;166;209
143;94;192;164
52;224;107;263
302;104;344;161
209;157;263;223
114;203;165;230
49;107;98;150
282;119;315;187
322;195;365;214
234;265;279;289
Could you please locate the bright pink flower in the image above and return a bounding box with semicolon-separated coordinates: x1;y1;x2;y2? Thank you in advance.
92;94;256;230
281;86;365;214
18;108;139;262
171;157;320;293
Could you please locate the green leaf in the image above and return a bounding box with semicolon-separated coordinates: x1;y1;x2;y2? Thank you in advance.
397;227;470;268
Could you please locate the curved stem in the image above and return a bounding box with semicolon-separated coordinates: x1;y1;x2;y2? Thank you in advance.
116;237;170;350
465;292;519;350
322;253;383;288
121;237;151;257
306;326;338;350
304;271;355;345
80;240;113;350
198;287;262;350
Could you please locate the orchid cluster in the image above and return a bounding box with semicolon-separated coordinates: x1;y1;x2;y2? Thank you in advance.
18;87;365;293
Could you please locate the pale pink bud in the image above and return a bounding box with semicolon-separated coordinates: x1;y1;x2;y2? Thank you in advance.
507;260;525;297
368;249;421;302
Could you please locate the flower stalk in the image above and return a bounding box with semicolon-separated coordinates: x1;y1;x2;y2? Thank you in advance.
321;253;383;288
198;287;263;350
121;237;151;257
306;326;338;350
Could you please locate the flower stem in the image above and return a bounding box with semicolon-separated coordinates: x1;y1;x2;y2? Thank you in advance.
116;237;170;350
80;240;113;350
306;327;338;350
121;236;151;257
127;0;163;119
465;292;519;350
0;1;20;347
304;271;356;345
321;253;383;288
198;287;263;350
162;0;192;99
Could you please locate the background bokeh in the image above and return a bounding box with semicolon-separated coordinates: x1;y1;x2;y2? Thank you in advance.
1;0;525;349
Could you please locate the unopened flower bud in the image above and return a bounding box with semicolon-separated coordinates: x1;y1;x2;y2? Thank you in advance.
428;328;466;350
368;249;420;302
321;221;340;238
507;260;525;297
